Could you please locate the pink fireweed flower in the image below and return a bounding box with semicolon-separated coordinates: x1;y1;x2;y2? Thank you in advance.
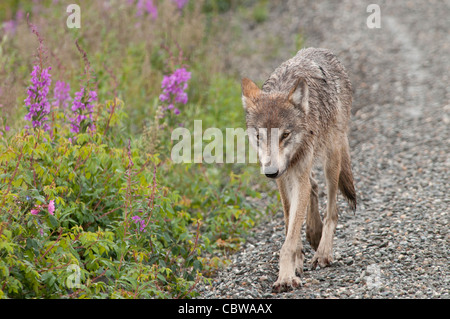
24;65;52;131
31;209;40;215
69;88;97;134
53;81;71;109
16;9;25;21
48;200;55;215
135;0;158;19
159;67;191;116
3;20;17;35
0;123;10;136
131;215;146;232
173;0;189;10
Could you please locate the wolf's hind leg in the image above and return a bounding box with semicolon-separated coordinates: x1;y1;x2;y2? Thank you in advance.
339;135;357;211
306;173;322;250
311;146;340;269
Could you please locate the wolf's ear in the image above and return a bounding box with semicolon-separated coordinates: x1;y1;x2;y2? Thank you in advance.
241;77;260;110
288;78;309;114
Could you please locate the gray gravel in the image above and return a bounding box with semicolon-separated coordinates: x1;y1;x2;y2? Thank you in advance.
198;0;449;299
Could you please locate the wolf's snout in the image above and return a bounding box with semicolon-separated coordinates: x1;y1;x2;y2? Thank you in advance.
265;171;279;179
263;166;279;178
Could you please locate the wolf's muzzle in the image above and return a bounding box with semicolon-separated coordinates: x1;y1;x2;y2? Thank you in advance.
265;171;279;178
262;164;279;178
263;166;279;178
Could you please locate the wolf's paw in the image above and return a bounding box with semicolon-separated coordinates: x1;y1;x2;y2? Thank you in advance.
272;276;302;293
311;253;332;269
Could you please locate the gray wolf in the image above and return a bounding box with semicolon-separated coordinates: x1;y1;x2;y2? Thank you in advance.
241;48;356;293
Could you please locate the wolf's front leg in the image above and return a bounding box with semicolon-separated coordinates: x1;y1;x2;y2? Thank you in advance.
273;173;310;293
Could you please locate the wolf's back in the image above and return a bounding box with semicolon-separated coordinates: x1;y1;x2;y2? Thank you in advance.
262;48;352;116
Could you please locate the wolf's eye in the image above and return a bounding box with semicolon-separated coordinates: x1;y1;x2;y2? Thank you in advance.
281;132;290;140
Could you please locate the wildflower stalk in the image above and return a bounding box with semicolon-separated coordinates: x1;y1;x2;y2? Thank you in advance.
159;67;191;116
53;81;71;110
29;128;41;188
69;40;97;135
114;150;134;293
103;97;118;137
158;44;191;118
117;139;134;278
102;62;119;137
24;14;52;132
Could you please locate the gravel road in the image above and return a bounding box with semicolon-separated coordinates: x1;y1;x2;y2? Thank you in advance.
198;0;449;299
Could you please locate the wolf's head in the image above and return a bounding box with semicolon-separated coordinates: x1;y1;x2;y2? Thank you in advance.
242;77;311;179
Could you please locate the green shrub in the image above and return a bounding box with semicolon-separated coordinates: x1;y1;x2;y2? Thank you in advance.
0;102;206;298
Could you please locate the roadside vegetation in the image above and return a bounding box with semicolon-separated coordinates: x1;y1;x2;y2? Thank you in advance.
0;0;278;298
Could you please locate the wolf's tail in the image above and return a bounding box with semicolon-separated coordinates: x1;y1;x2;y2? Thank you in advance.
339;144;357;211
